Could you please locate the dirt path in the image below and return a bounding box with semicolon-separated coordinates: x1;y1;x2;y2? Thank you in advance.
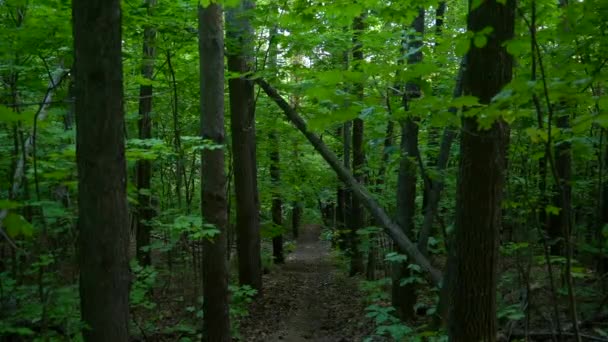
239;224;372;341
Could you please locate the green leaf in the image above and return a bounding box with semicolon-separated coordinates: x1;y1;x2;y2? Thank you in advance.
0;200;22;210
545;205;561;216
455;37;471;56
473;34;488;48
2;213;34;238
471;0;484;11
506;38;529;56
450;95;480;108
384;252;407;263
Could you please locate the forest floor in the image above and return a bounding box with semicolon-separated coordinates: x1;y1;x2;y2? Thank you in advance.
238;224;374;342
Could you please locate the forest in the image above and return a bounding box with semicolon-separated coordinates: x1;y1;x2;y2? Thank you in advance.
0;0;607;341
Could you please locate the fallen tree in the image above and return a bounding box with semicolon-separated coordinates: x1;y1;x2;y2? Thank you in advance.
256;78;442;285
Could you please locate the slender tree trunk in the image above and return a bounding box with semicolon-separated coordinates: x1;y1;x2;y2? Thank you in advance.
166;51;183;208
392;8;424;320
367;119;395;280
292;201;302;239
342;121;353;251
548;111;571;256
448;1;515;341
136;0;157;267
73;0;130;338
226;0;262;291
418;58;465;259
199;4;231;340
267;23;284;264
270;131;284;263
350;14;366;276
601;138;608;277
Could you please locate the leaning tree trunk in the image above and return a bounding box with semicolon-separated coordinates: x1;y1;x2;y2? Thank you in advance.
73;0;130;339
135;0;157;267
199;3;231;340
448;0;515;341
257;78;442;285
226;0;262;291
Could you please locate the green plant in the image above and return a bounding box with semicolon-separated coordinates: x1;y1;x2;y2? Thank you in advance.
228;284;257;339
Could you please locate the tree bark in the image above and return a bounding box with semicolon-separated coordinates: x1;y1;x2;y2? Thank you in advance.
448;1;515;341
73;0;130;339
350;14;366;276
135;0;157;267
292;201;302;239
270;131;284;264
257;78;442;285
199;4;231;340
548;111;572;256
392;8;424;320
226;0;262;291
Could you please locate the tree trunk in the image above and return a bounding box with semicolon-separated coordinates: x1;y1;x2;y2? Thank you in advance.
292;201;302;239
199;4;231;340
135;0;157;267
226;0;262;292
350;14;366;276
166;51;184;208
343;122;353;251
73;0;130;338
267;22;284;265
601;137;608;277
548;109;572;256
392;8;424;320
270;131;284;264
448;0;515;341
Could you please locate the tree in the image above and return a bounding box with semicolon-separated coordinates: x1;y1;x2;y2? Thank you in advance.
199;3;231;340
448;0;515;340
350;13;366;276
393;8;424;320
226;0;263;291
270;130;284;264
267;22;284;264
72;0;130;339
135;0;157;267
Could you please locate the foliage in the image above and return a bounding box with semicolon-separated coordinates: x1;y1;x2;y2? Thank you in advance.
228;285;257;339
1;0;608;339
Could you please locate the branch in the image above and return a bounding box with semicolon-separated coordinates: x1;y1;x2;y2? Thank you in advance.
256;78;442;285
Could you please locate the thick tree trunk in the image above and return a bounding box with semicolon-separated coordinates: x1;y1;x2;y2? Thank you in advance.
226;0;262;291
448;1;515;341
350;14;366;276
199;4;231;340
257;79;442;284
73;0;130;339
392;8;424;320
136;0;157;267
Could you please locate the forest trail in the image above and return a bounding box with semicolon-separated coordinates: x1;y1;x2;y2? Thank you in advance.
239;224;372;341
